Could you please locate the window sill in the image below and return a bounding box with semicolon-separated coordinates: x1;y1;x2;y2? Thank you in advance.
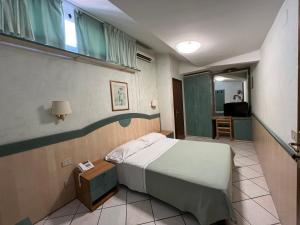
0;34;140;74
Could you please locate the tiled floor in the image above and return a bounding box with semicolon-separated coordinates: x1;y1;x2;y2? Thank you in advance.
35;137;281;225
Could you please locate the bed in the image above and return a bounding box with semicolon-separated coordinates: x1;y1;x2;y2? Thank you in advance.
106;133;234;225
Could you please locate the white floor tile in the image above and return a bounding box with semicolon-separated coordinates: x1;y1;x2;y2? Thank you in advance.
232;171;247;182
126;200;154;225
246;154;259;163
151;198;181;220
34;220;46;225
233;199;279;225
233;180;268;198
98;205;126;225
142;223;155;225
234;157;257;167
76;204;90;214
253;195;279;219
71;210;101;225
250;177;269;191
247;164;264;175
235;167;262;179
103;187;127;208
182;213;200;225
48;199;80;218
127;189;149;203
230;210;251;225
232;186;250;202
155;216;185;225
234;149;256;157
44;215;73;225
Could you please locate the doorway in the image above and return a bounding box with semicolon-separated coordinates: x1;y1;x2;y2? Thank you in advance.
172;78;185;139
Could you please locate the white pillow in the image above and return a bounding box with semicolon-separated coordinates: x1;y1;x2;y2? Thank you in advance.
137;132;166;146
105;140;147;163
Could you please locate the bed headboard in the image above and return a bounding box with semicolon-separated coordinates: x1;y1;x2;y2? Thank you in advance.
0;113;160;225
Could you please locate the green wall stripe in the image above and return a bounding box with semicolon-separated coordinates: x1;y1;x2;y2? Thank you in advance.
0;113;160;158
252;114;297;159
119;118;132;127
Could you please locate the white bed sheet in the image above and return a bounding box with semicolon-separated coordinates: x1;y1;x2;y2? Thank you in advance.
116;138;178;193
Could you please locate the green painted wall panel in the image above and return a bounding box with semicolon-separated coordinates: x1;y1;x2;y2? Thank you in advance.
233;118;252;140
184;75;212;137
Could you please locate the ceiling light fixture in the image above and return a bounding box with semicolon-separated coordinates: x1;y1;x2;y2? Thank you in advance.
215;76;226;82
176;41;201;54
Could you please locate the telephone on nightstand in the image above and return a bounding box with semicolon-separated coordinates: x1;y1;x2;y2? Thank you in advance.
77;160;95;172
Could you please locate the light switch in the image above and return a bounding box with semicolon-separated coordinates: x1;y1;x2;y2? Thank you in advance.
62;158;73;167
291;130;297;142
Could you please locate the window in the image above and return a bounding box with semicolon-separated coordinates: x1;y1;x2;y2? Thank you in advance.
62;1;78;53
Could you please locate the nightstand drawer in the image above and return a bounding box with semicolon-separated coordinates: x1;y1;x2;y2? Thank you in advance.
105;168;118;191
90;173;105;191
74;160;118;211
90;186;106;202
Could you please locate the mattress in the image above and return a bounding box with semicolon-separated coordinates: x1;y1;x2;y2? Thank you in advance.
116;138;234;225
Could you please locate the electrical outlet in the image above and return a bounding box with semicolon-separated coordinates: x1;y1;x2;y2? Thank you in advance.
61;158;73;167
291;130;297;142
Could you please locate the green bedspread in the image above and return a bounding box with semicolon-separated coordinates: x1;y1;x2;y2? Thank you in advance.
145;140;234;225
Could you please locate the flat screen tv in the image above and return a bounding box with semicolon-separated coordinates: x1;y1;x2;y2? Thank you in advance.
224;102;250;117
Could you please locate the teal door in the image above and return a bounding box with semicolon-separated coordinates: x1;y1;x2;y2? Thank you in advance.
184;74;213;137
215;90;225;112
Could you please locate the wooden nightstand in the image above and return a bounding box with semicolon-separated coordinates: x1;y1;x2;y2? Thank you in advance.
74;160;118;211
160;130;174;138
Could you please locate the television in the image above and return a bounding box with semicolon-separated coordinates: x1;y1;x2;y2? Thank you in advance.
224;102;250;117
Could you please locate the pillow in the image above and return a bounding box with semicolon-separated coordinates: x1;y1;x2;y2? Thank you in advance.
137;132;166;146
105;140;147;163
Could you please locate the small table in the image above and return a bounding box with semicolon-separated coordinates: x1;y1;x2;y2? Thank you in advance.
74;160;118;211
160;130;174;138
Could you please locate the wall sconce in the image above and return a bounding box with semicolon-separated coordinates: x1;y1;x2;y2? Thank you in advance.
151;99;158;109
51;101;72;121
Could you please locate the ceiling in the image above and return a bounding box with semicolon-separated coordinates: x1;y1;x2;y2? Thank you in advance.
68;0;284;66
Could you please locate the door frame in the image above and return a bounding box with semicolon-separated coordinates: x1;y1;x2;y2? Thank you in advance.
172;78;185;139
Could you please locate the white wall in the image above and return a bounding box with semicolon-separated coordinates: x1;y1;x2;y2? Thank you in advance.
251;0;298;143
0;44;159;145
215;81;244;103
155;54;184;134
155;54;174;131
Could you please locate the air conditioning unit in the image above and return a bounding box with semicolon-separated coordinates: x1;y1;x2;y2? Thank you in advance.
136;51;153;63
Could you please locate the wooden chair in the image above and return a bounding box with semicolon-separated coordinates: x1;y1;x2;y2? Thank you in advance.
216;116;233;140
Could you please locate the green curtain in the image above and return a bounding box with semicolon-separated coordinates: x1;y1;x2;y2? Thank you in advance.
0;0;35;40
31;0;65;48
0;0;64;48
75;10;106;59
104;23;137;68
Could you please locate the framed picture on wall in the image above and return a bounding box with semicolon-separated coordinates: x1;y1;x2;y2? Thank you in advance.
110;80;129;111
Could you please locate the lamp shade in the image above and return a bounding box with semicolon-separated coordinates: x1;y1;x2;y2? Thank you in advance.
51;101;72;115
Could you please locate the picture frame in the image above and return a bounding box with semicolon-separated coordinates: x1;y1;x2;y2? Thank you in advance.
110;80;129;111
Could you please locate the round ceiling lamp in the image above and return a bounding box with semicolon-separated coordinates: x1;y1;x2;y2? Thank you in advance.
176;41;201;54
214;76;226;82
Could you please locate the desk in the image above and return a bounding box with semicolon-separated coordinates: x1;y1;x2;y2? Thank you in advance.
212;116;252;141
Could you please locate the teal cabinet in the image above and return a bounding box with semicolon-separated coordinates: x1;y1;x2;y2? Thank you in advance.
184;74;213;137
233;118;252;141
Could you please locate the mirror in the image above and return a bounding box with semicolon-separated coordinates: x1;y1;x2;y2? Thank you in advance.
213;70;249;114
